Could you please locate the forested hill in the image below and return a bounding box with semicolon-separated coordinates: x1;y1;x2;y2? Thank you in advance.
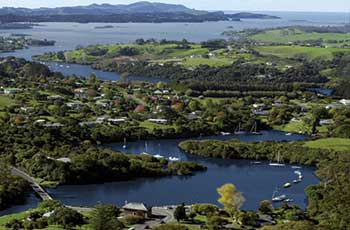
0;2;279;23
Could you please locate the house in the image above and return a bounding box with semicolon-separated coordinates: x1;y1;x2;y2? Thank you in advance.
4;88;19;94
339;99;350;106
108;118;127;124
320;119;334;126
122;202;152;218
148;118;168;124
325;103;343;110
66;102;84;110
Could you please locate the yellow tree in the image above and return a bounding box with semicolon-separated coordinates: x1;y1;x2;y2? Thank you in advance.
217;183;245;218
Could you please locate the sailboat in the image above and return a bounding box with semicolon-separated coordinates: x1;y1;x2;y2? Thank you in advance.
272;188;286;202
250;121;262;135
269;151;285;167
122;137;127;149
234;122;246;135
141;142;151;155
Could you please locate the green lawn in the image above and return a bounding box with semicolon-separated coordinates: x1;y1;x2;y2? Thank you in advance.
255;45;350;60
274;120;311;134
0;95;16;109
251;28;350;45
183;58;232;67
304;138;350;151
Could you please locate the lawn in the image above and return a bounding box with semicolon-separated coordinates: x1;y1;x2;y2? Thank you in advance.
274;120;311;134
251;28;350;44
183;57;232;67
255;45;350;60
304;138;350;151
0;95;16;109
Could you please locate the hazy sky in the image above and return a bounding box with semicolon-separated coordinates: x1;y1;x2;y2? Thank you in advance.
0;0;349;12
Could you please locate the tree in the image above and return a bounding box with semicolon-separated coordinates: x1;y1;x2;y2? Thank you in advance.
259;200;273;214
48;207;84;229
90;204;123;230
174;203;187;222
217;183;245;217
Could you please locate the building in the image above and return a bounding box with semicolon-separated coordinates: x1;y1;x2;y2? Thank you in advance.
148;118;168;124
4;88;19;94
122;202;152;218
339;99;350;106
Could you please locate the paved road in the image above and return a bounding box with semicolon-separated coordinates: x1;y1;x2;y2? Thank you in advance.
133;206;175;230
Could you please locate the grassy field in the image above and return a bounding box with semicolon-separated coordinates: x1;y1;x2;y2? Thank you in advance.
304;138;350;151
0;95;16;109
251;28;350;45
274;120;311;134
255;45;350;60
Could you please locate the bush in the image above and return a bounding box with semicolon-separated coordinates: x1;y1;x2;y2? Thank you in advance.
122;215;145;225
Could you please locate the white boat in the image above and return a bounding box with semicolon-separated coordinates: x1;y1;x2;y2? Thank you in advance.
59;64;64;67
291;166;302;169
269;151;285;167
285;133;293;136
169;157;180;162
234;122;246;135
285;198;294;203
122;138;127;149
250;121;262;135
284;182;291;188
293;179;302;184
154;154;164;159
298;175;304;180
272;188;287;202
251;161;262;164
141;142;151;155
272;194;286;202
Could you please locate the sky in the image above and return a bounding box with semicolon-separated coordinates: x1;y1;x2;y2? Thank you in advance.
0;0;349;12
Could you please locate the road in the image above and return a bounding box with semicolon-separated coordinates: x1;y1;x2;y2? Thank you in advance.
133;206;175;230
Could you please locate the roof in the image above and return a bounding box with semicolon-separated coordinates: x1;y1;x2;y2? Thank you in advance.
123;203;149;212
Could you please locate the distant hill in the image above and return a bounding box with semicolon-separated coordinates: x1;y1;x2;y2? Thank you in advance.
0;1;279;23
0;2;206;16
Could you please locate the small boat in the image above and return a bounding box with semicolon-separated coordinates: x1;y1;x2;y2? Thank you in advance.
59;64;64;68
250;121;262;135
250;161;262;164
269;151;285;167
285;133;293;136
293;179;302;184
283;182;291;188
122;137;127;149
298;175;304;180
284;198;294;203
272;194;286;202
234;122;246;135
154;154;164;159
169;157;180;162
291;166;302;169
272;188;286;202
141;142;151;155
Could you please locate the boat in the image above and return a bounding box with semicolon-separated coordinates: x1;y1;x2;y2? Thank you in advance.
284;198;294;203
141;142;151;155
269;151;285;167
169;157;180;161
293;179;302;184
250;121;262;135
250;161;262;164
234;122;246;135
298;175;304;180
272;189;286;202
283;182;292;188
285;133;293;136
291;166;302;169
122;137;127;149
154;154;164;159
